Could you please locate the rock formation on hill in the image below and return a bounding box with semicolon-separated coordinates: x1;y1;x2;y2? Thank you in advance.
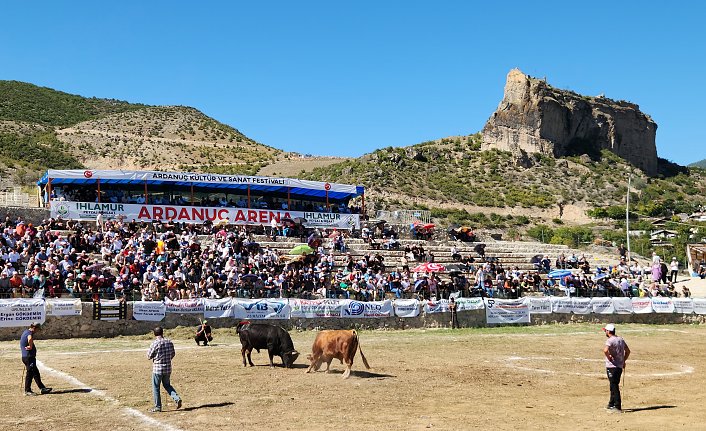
481;69;658;176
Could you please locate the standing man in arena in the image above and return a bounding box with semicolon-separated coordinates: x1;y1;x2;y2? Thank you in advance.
20;323;52;396
603;323;630;412
147;326;182;412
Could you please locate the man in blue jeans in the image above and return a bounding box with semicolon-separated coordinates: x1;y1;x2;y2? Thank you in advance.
147;326;182;412
603;323;630;412
20;322;52;396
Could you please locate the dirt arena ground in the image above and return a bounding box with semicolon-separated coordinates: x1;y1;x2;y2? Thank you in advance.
1;323;705;431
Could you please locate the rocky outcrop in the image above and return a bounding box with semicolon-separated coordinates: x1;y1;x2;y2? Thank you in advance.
482;69;658;176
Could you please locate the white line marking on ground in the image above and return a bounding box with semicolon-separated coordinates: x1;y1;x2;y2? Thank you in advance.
48;343;236;356
503;356;694;378
37;360;185;431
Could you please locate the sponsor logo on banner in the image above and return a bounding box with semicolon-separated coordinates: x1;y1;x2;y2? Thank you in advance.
165;298;204;314
631;298;653;314
289;299;343;318
424;298;484;314
51;201;360;229
590;297;615;314
528;297;552;314
611;297;633;314
485;298;530;324
393;299;420;318
551;297;592;314
651;298;675;313
341;299;393;318
693;298;706;315
132;301;166;321
0;298;45;327
204;298;236;319
45;298;82;316
235;299;291;320
672;298;694;314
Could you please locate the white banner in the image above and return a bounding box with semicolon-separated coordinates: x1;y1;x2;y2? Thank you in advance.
424;299;451;314
551;297;592;314
0;298;45;327
693;298;706;315
590;297;615;314
631;298;654;314
204;298;236;319
340;299;393;318
393;299;420;318
165;298;204;314
132;301;166;321
289;299;344;318
485;298;530;324
456;297;485;311
651;297;675;313
528;297;552;314
423;298;484;314
611;297;633;314
234;298;291;320
672;298;694;314
45;298;82;316
51;201;360;229
46;169;359;193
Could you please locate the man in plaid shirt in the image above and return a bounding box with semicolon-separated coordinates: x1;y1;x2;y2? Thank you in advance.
147;326;182;412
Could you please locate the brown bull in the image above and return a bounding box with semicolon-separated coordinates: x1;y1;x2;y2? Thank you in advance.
306;329;370;379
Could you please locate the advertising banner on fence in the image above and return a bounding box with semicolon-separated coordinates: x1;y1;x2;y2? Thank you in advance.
631;298;653;314
551;297;592;314
340;299;393;318
51;201;360;229
0;298;45;327
165;298;204;314
590;297;615;314
693;298;706;315
424;298;485;314
93;299;127;321
289;299;344;318
672;298;694;314
234;298;291;320
393;299;420;318
651;298;675;313
528;297;552;314
132;301;166;321
204;298;236;319
611;297;633;314
45;298;82;316
485;298;530;324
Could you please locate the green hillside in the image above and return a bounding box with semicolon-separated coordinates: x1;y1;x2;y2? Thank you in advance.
689;158;706;169
0;81;146;127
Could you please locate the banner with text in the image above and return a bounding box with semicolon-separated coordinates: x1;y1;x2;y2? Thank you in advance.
528;297;552;314
590;298;615;314
485;298;530;324
204;298;237;319
132;301;166;321
45;298;82;316
0;298;45;327
340;299;393;318
393;299;420;318
424;298;484;314
233;298;291;320
611;297;634;314
631;298;654;314
672;298;694;314
693;298;706;315
651;298;675;313
51;201;360;229
289;299;345;318
165;298;204;314
551;297;592;314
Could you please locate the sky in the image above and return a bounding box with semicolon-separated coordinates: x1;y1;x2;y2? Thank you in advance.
1;1;704;164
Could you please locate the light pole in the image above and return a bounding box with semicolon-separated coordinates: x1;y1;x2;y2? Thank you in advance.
626;175;631;262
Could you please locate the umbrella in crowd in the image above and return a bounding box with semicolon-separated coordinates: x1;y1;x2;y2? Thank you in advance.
412;262;446;273
289;245;315;255
530;254;543;264
547;269;572;279
328;231;340;239
422;223;435;230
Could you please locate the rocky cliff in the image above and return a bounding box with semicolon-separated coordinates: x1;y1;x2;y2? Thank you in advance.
481;69;658;176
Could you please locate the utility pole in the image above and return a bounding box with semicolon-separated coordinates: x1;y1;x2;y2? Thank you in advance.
626;175;632;262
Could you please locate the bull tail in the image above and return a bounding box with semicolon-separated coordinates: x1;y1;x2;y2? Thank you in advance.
353;329;371;370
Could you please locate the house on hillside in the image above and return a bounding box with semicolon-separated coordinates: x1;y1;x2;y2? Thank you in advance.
650;229;678;245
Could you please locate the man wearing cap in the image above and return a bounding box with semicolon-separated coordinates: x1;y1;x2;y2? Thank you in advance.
603;323;630;412
20;323;52;396
194;320;213;346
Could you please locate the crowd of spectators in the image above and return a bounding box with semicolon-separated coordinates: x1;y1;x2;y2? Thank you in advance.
0;212;696;303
